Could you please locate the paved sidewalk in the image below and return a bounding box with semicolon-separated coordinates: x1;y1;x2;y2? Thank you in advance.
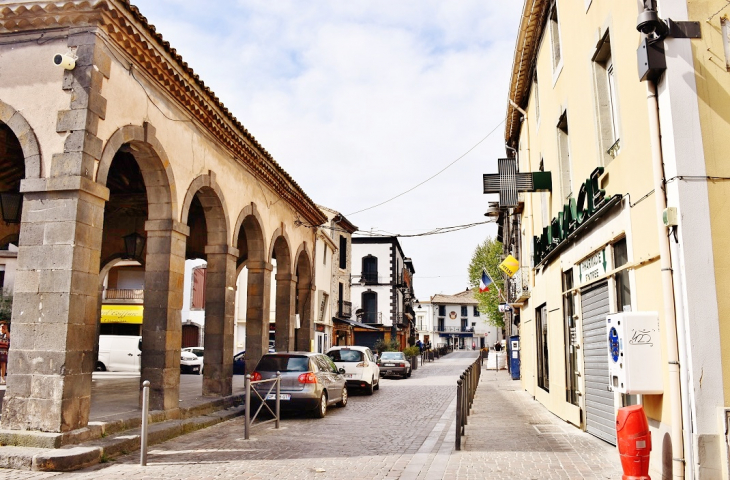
442;368;624;480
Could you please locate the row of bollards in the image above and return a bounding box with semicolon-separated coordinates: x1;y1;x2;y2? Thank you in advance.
455;355;483;450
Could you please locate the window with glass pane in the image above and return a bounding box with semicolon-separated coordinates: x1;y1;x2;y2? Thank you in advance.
438;305;446;316
461;306;467;317
438;318;445;331
362;291;377;323
614;238;632;311
536;304;549;391
473;306;480;317
563;270;579;405
362;255;378;284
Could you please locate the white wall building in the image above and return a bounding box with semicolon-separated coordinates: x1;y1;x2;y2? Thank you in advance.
431;289;502;350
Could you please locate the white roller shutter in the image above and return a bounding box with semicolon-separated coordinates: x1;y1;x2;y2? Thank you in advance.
581;281;615;445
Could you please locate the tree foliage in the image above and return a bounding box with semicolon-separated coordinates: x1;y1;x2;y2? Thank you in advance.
0;289;12;322
468;237;504;328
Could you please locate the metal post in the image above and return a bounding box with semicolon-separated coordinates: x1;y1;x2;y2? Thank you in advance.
455;378;462;450
244;374;251;440
140;380;150;466
275;372;281;429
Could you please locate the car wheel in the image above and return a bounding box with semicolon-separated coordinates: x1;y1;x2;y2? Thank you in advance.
337;387;348;408
407;368;412;378
366;379;374;396
95;362;106;372
314;391;327;418
374;377;380;391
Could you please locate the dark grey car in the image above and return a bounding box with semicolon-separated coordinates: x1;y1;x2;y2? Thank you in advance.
251;352;348;418
377;351;412;378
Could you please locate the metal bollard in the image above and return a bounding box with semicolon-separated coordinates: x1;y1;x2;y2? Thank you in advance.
244;374;251;440
140;380;150;466
275;372;281;429
455;378;462;450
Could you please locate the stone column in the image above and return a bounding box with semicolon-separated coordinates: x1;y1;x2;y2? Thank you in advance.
295;285;314;352
141;219;188;412
202;245;237;396
274;273;296;352
1;178;109;432
244;261;272;373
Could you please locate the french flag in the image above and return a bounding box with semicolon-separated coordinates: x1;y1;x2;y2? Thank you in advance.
479;270;492;293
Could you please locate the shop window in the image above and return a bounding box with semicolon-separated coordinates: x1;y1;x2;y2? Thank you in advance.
536;304;549;391
614;238;632;311
191;267;206;310
563;270;579;406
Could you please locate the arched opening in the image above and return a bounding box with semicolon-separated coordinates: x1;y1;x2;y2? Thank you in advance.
271;233;293;352
233;208;267;373
182;179;234;396
294;248;313;352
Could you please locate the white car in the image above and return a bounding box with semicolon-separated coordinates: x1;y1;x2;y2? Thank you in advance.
181;347;203;374
326;346;380;395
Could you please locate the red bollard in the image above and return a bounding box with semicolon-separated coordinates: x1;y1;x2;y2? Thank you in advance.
616;405;652;480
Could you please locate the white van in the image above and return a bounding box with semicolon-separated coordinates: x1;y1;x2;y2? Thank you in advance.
97;335;142;372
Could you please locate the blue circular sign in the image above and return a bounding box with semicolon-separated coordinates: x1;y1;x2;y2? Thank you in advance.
609;327;619;362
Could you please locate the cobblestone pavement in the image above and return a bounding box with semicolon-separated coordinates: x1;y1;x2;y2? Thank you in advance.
0;353;624;479
445;368;624;480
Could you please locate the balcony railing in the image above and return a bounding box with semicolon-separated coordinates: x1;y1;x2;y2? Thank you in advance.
508;267;531;303
436;326;475;333
338;301;352;319
104;288;144;300
359;311;383;324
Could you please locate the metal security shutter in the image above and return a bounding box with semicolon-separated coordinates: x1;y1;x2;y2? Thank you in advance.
581;281;615;445
354;331;383;350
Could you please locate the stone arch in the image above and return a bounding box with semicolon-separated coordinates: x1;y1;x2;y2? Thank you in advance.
232;202;267;266
269;227;295;352
0;99;41;178
268;226;293;275
294;242;314;352
180;173;230;246
97;123;177;221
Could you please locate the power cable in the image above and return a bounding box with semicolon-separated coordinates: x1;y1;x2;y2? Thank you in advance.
345;120;505;216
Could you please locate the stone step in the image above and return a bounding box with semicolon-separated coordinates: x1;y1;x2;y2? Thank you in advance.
0;401;245;472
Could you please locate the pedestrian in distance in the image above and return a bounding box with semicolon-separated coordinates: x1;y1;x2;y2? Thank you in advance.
0;323;9;384
494;341;502;352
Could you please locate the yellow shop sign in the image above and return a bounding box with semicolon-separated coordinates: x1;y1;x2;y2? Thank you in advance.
100;305;143;324
498;255;520;277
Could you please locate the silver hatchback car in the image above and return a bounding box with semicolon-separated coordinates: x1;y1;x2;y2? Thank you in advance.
251;352;348;418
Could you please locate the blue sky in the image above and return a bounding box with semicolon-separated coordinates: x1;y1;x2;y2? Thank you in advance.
131;0;523;300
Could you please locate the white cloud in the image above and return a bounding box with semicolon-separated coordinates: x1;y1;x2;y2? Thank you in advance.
130;0;522;298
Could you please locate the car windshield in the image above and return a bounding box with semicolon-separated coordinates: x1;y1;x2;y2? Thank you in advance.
256;355;310;372
327;349;364;362
380;352;405;360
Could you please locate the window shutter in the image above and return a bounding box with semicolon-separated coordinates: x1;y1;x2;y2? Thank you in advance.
192;267;207;309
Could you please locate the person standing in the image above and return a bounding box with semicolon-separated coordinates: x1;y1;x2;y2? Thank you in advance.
0;323;9;384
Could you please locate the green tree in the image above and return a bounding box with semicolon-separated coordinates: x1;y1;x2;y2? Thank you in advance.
468;237;504;328
0;289;12;323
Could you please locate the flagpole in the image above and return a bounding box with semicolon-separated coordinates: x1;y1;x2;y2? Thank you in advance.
484;269;506;303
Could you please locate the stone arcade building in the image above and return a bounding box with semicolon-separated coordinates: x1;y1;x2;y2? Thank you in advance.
0;0;327;435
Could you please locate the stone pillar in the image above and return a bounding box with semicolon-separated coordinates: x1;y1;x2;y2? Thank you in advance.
245;261;272;373
202;246;237;396
1;178;108;432
295;285;314;352
141;219;188;412
274;273;296;352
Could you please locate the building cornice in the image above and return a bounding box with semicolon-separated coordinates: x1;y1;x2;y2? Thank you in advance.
0;1;327;226
505;0;549;151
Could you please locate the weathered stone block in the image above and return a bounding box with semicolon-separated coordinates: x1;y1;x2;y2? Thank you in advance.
43;221;76;246
38;270;73;294
87;90;107;120
32;446;101;472
35;323;71;351
63;131;102;159
56;110;99;136
18;222;44;247
13;270;40;294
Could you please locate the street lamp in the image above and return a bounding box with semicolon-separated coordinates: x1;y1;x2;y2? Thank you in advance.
122;231;146;261
0;193;22;224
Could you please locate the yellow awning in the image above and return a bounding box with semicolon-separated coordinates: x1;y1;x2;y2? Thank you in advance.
100;305;143;324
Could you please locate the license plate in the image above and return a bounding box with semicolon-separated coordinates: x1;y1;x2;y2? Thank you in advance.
384;363;395;367
266;393;291;400
345;374;353;378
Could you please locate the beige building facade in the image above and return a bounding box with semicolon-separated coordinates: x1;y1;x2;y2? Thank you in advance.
496;0;730;478
0;0;326;436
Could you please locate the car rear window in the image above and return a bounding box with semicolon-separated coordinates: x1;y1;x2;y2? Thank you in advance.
327;349;364;362
256;355;310;372
380;352;405;360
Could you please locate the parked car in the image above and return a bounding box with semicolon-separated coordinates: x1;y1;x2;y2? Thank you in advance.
326;346;380;395
233;351;246;375
251;352;347;418
182;347;204;374
97;335;141;372
377;351;411;379
180;350;202;374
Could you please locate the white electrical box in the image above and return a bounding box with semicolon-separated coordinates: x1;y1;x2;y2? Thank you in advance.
606;312;663;394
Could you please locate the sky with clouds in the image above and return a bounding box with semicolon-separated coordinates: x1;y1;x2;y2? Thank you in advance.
130;0;522;301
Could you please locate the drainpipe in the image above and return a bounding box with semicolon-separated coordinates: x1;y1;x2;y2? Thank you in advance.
645;79;685;480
